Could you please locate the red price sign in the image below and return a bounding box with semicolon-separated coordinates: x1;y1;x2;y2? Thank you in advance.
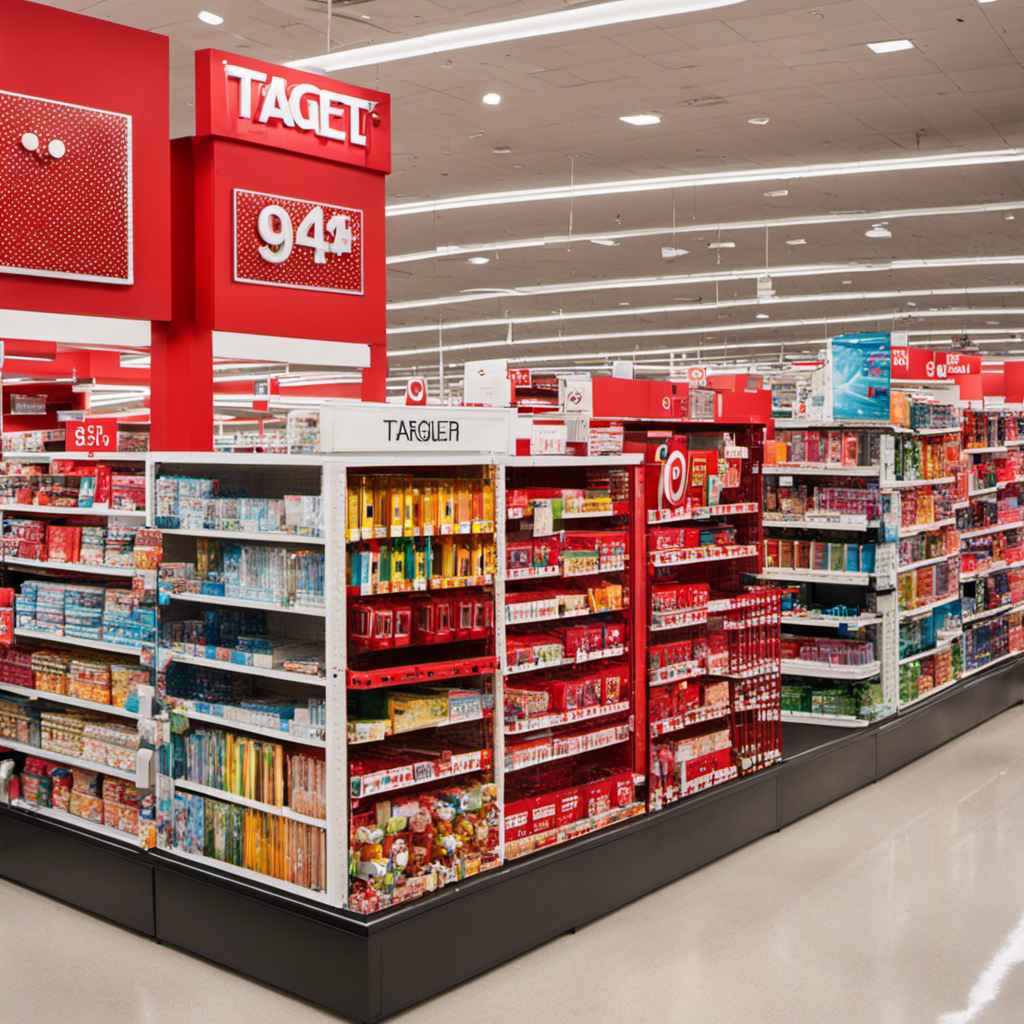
234;188;364;295
509;368;532;388
69;419;116;453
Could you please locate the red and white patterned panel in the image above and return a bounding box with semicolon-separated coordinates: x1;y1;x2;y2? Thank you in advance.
233;188;364;295
0;90;132;284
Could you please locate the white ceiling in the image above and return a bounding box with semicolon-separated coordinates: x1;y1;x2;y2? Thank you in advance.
49;0;1024;392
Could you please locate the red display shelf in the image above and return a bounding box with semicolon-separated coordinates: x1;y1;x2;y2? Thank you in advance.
505;700;631;735
347;574;493;597
347;655;497;691
650;543;759;568
650;701;731;737
508;499;630;521
351;749;491;800
504;802;645;861
647;501;759;525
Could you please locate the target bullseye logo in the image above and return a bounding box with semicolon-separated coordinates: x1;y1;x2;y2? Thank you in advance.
661;449;687;508
405;377;427;406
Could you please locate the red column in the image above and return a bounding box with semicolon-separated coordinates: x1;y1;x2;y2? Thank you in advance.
151;139;213;451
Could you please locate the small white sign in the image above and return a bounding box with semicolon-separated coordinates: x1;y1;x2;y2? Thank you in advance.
318;402;514;453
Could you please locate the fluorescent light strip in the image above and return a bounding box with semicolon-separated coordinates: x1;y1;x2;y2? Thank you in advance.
387;254;1024;313
389;309;1024;361
440;330;1024;370
386;149;1024;218
388;285;1024;343
386;201;1024;267
287;0;748;72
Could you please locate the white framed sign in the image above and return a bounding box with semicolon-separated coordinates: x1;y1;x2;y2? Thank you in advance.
318;403;515;453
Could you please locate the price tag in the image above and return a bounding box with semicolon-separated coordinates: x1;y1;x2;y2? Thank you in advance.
69;419;116;453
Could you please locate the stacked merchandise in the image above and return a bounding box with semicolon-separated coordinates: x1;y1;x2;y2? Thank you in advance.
344;464;500;911
160;608;325;677
163;661;326;742
891;403;963;709
649;589;781;809
155;474;323;537
501;460;639;861
763;423;893;723
172;728;322;811
348;778;500;912
0;700;138;772
14;582;151;648
152;457;333;898
11;757;141;837
157;540;325;609
632;425;779;809
0;642;145;709
2;430;66;453
960;409;1024;678
1;519;158;569
0;462;145;510
172;791;326;892
348;686;485;744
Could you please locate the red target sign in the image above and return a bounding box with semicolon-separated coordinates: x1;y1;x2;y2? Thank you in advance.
405;377;427;406
661;449;688;509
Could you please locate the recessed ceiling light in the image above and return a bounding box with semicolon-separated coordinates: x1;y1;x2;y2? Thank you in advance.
865;224;892;238
620;114;661;126
749;117;770;125
907;301;917;307
198;10;223;24
482;93;502;106
1006;213;1016;221
764;189;789;197
868;39;914;53
988;320;1000;324
589;238;619;247
842;280;853;285
785;239;807;246
755;313;770;319
662;247;689;258
467;256;490;264
619;302;630;306
708;241;736;249
493;145;512;154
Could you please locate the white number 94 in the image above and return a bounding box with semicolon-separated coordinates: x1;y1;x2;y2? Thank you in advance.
258;205;352;265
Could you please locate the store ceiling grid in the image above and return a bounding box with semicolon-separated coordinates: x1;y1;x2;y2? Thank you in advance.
47;0;1024;380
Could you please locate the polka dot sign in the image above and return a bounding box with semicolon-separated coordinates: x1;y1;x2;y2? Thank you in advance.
0;90;132;283
233;188;364;295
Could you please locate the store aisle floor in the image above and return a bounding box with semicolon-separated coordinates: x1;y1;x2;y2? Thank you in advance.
5;706;1024;1024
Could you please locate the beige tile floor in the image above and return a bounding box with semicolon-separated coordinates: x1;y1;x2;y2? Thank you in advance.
4;705;1024;1023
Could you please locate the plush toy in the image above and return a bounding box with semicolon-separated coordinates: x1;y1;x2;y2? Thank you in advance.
390;836;410;872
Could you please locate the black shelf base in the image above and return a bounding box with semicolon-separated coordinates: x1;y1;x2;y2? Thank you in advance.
1;658;1021;1021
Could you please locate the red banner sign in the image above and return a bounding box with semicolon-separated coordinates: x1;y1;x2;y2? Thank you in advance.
941;352;981;376
196;50;390;173
68;418;116;453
